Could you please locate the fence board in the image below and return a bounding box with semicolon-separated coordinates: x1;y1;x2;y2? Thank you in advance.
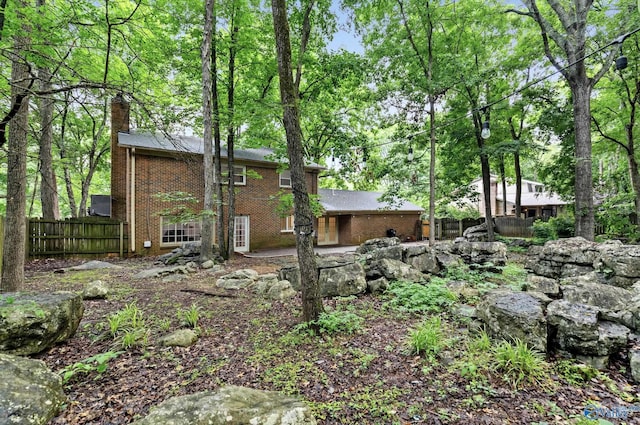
27;218;128;258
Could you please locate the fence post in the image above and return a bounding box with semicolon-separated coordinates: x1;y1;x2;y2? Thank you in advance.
119;221;124;257
25;218;30;262
458;220;463;237
0;216;4;276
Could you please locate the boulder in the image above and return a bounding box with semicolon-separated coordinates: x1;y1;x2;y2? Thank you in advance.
453;240;507;269
158;329;199;347
367;277;389;294
595;242;640;288
355;237;400;254
82;280;109;299
524;275;560;297
0;353;65;424
462;221;494;242
527;237;598;278
252;274;296;300
216;269;259;290
0;291;84;355
318;260;367;297
279;265;301;291
631;349;640;383
403;245;440;274
132;385;316;425
133;265;193;280
476;290;547;352
560;275;639;330
365;258;425;283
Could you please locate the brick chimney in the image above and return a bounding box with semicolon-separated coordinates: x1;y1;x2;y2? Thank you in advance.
110;94;130;221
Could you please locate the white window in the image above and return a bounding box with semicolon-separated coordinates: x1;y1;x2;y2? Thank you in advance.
161;218;202;245
216;164;246;185
279;170;292;188
281;215;295;233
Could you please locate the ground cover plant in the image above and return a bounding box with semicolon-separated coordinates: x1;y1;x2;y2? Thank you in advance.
25;255;639;425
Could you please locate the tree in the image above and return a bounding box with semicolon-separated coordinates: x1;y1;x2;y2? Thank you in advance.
200;0;215;262
514;1;631;240
271;0;323;323
1;2;31;292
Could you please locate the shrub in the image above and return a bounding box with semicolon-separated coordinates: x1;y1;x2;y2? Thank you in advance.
386;280;458;313
307;310;364;335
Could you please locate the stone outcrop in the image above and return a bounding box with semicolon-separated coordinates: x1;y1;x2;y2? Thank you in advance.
452;240;507;270
402;244;440;274
355;237;400;254
630;349;640;383
461;221;495;242
365;258;426;283
132;385;316;425
0;291;84;355
157;241;224;266
217;270;296;300
133;263;197;280
526;237;599;279
216;269;259;290
317;259;367;297
0;353;66;424
476;290;547;353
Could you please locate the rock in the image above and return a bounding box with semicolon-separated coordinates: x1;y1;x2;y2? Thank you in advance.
476;290;547;352
318;260;367;297
201;260;215;269
445;280;479;299
596;243;640;288
403;245;440;274
0;291;84;355
546;300;600;346
365;258;425;283
452;304;477;320
162;274;188;283
527;237;598;278
524;275;560;297
560;275;638;330
279;265;301;291
252;274;296;300
133;265;192;280
367;277;389;294
158;329;199;347
362;245;403;262
630;349;640;383
216;269;259;290
132;385;316;425
355;237;400;254
576;355;610;371
0;354;66;425
453;240;507;270
82;280;109;299
462;221;494;242
68;260;122;270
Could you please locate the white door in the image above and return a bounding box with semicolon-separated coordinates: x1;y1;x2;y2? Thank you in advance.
317;216;339;245
234;216;250;252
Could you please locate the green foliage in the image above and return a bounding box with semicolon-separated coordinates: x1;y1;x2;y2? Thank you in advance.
60;351;123;384
554;360;598;386
532;215;575;243
106;302;149;349
178;303;201;329
295;310;364;336
491;339;547;388
596;192;640;241
406;316;446;358
153;191;202;223
436;204;481;220
499;262;529;291
386;280;457;313
271;191;325;218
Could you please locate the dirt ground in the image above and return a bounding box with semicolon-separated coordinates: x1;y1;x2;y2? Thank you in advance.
22;254;640;425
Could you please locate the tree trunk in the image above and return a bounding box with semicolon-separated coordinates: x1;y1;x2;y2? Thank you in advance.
226;21;238;260
1;29;30;292
572;82;594;240
271;0;323;323
514;150;522;217
428;96;436;245
480;152;495;241
37;70;60;219
625;122;640;223
499;155;507;216
200;0;215;262
212;6;225;258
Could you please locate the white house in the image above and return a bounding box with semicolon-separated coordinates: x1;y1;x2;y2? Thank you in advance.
466;175;569;218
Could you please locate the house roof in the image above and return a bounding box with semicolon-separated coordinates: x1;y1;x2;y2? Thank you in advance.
319;189;424;213
117;131;324;169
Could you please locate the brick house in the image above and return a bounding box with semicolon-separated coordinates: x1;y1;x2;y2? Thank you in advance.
110;96;423;254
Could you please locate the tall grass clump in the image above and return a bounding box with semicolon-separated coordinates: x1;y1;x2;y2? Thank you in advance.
492;339;547;388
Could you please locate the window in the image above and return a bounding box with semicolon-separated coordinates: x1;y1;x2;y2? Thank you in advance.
281;215;295;233
161;218;202;245
279;170;292;188
216;164;246;185
527;183;533;192
535;185;543;193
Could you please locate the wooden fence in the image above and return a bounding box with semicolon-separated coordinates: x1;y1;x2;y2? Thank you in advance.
431;216;540;240
27;218;128;258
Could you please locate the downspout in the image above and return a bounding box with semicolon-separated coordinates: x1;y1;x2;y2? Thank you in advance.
130;148;136;252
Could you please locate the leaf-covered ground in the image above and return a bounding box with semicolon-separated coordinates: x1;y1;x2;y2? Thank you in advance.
25;254;640;425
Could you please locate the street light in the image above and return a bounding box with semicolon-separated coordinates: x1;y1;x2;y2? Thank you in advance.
407;146;414;161
481;120;491;139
